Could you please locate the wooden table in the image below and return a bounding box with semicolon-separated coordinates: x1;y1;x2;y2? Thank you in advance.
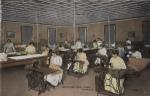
0;55;47;68
127;58;150;72
60;48;98;65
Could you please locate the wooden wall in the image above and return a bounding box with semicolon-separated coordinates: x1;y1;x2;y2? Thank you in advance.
1;17;150;44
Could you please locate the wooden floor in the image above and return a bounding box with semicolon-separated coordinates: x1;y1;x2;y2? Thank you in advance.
1;66;97;96
125;65;150;96
1;65;150;96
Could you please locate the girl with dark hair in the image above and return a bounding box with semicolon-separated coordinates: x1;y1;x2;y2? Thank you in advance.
75;39;83;49
4;39;16;53
104;49;126;95
92;40;98;48
41;45;49;56
44;50;63;86
73;48;89;74
25;42;36;54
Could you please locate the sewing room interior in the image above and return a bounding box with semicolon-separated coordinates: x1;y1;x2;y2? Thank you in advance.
0;0;150;96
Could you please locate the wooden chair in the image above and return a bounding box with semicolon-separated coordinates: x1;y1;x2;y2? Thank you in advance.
26;60;51;95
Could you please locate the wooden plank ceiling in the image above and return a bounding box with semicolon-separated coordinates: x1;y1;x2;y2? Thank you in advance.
2;0;150;26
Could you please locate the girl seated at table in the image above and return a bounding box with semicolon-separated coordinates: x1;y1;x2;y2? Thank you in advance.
73;48;89;74
92;40;98;49
104;50;127;95
95;44;108;66
41;45;49;56
75;39;83;49
25;42;36;54
132;48;142;59
44;50;63;87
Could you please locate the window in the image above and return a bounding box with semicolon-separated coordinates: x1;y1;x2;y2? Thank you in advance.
48;28;56;45
104;24;116;44
21;26;33;44
78;27;87;43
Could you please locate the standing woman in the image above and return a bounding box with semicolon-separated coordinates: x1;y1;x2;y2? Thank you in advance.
4;39;16;53
104;50;126;95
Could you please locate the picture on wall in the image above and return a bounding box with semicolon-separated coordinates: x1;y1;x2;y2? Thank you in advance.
128;31;135;38
6;31;16;38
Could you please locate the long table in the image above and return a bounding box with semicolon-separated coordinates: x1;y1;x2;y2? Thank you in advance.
0;54;47;68
127;58;150;72
59;48;98;68
0;48;98;69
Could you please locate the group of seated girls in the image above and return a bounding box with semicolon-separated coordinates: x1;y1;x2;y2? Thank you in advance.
3;39;142;93
44;48;89;87
3;40;37;55
93;40;143;95
95;38;142;66
95;46;127;94
123;38;142;59
45;47;127;94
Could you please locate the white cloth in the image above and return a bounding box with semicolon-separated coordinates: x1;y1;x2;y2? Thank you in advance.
0;53;7;61
45;71;63;86
111;43;116;48
75;41;82;49
132;51;142;59
45;55;63;86
97;47;107;57
67;62;72;70
95;58;101;65
126;40;131;44
126;45;132;50
8;54;44;60
50;56;62;66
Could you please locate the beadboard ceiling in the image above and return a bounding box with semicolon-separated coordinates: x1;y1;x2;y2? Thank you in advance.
2;0;150;26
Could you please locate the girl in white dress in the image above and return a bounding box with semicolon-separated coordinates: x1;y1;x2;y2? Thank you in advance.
104;50;127;94
44;51;63;86
73;48;89;74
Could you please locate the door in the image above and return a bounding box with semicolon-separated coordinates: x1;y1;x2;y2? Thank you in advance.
78;27;87;43
104;24;116;45
21;26;33;44
143;20;150;45
48;28;56;45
